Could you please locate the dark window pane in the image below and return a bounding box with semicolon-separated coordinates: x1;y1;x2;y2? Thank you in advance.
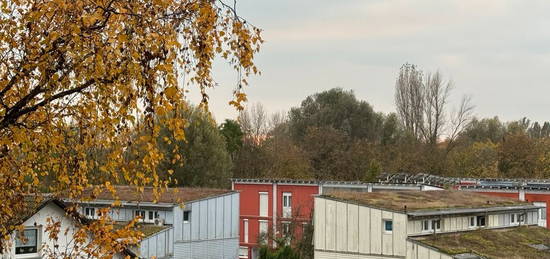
384;220;393;231
15;229;38;254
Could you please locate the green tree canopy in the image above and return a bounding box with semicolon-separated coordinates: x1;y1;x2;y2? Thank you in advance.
219;119;244;158
288;88;384;142
158;106;232;188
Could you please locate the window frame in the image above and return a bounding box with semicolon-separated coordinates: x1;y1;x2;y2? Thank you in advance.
243;219;249;243
183;210;191;223
383;219;393;233
84;207;97;219
259;220;268;236
259;192;268;217
282;192;292;208
421;219;441;232
469;216;477;228
477;215;486;227
15;228;40;256
239;246;249;258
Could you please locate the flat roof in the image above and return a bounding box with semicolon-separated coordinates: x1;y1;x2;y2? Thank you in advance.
114;223;171;238
410;226;550;258
321;190;528;212
80;186;234;204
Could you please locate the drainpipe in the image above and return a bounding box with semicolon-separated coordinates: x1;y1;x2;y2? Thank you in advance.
273;182;277;247
519;188;526;201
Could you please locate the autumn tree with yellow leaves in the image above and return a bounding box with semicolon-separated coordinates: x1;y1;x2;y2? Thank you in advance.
0;0;261;257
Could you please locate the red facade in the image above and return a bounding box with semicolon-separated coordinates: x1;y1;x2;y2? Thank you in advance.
232;180;319;258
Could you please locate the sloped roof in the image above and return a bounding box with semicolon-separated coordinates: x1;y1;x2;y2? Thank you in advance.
82;186;233;204
322;190;527;212
6;197;84;228
410;226;550;258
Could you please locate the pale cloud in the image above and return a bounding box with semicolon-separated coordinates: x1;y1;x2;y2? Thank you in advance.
185;0;550;123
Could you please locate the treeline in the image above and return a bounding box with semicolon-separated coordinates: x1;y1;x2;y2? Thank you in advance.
141;64;550;188
226;91;550;181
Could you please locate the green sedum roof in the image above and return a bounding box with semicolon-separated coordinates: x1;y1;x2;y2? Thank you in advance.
411;226;550;259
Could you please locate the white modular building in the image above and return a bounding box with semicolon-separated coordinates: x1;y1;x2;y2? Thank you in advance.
314;190;546;259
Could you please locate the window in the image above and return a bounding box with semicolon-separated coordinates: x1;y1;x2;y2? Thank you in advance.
470;216;486;228
15;229;38;255
477;216;486;227
259;192;268;217
135;210;159;223
282;221;291;236
432;219;441;230
542;209;547;220
282;221;291;245
422;220;430;231
243;219;249;243
239;246;249;258
282;192;292;218
469;216;476;228
421;219;441;232
259;220;268;235
384;220;393;233
183;211;191;223
84;207;96;219
519;213;525;223
511;213;517;224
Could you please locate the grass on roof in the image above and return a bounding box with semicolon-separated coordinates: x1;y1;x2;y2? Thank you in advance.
114;223;169;238
414;226;550;258
323;190;526;211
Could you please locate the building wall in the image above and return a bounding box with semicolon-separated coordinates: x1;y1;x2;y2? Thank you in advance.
137;227;174;259
233;182;320;258
407;210;538;235
173;192;239;259
276;184;317;220
234;182;273;249
79;204;175;224
314;197;408;258
314;250;399;259
1;202;82;259
474;191;550;228
406;240;453;259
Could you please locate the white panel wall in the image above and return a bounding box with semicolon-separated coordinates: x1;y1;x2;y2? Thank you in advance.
336;201;347;251
370;208;381;254
174;193;239;259
406;240;453;259
315;197;326;250
347;204;359;253
358;206;371;254
393;213;407;256
325;199;336;251
314;250;396;259
408;210;540;236
314;197;407;258
381;210;393;255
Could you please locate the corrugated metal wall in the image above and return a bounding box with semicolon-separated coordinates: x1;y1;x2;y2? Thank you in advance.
406;240;453;259
174;192;239;259
139;227;174;258
314;197;408;258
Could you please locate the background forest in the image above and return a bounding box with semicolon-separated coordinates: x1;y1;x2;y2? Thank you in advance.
153;64;550;188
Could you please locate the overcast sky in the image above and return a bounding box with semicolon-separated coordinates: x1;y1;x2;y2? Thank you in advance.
185;0;550;123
